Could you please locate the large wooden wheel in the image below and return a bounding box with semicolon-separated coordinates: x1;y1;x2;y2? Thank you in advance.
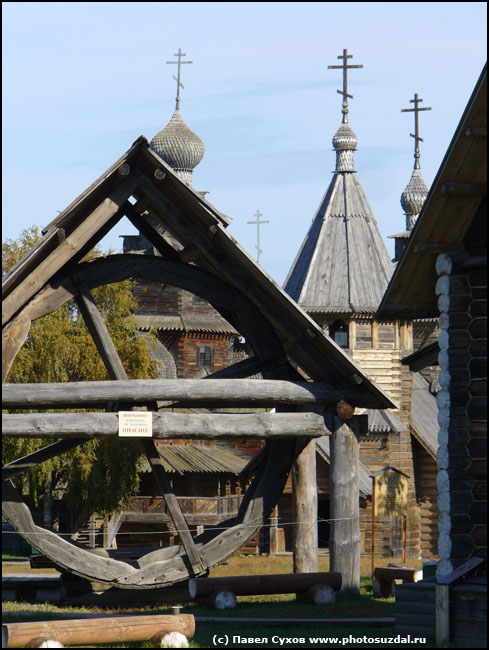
2;255;303;589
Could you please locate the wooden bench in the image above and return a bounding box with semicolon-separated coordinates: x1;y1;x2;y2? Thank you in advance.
189;572;342;609
373;563;422;598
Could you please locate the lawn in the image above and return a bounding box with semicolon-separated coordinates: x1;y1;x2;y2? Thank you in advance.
2;554;434;648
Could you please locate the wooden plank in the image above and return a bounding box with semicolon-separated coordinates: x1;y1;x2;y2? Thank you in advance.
437;556;485;586
2;411;330;439
2;379;379;410
140;438;206;577
2;177;138;327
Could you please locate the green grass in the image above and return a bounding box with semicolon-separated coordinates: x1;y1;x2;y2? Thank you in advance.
2;554;434;648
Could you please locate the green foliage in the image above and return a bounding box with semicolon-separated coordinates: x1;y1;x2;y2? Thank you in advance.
3;226;160;515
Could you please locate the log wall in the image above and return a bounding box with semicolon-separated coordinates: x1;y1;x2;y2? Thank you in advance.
412;438;438;557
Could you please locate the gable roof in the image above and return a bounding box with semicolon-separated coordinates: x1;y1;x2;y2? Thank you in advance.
377;64;487;320
2;136;396;409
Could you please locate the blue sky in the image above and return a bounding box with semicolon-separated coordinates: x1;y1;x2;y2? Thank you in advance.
2;2;487;285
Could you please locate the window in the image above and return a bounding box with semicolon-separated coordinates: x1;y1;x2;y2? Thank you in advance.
330;320;349;348
197;345;212;367
193;295;206;303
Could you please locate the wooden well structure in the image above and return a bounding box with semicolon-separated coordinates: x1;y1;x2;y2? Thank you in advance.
2;137;396;590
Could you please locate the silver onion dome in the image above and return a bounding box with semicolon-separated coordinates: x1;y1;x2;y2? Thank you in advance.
332;122;358;172
151;108;205;185
400;168;428;230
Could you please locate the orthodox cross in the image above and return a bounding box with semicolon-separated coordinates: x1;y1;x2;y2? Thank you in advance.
328;48;363;123
401;93;432;170
247;210;269;264
166;48;193;110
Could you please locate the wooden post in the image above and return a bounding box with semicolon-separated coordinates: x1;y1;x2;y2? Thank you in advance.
371;476;376;578
329;414;362;593
402;515;407;563
436;584;450;648
371;321;379;349
292;439;318;574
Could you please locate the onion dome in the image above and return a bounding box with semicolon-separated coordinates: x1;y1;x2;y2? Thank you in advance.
150;108;205;186
400;168;429;230
332;122;358;172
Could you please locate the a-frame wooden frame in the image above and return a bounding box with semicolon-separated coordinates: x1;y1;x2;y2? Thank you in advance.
2;137;396;589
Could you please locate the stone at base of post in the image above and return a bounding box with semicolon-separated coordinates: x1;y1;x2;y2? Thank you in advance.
303;584;336;604
212;590;237;610
150;630;189;648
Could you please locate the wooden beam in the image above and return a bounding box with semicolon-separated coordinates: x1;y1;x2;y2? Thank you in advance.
2;177;138;327
2;379;379;410
140;438;206;576
2;316;31;383
2;227;65;301
2;411;331;439
74;277;128;381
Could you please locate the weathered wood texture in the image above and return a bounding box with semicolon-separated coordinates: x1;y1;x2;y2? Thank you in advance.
2;411;330;439
2;379;377;409
2;614;195;648
292;439;318;573
188;572;341;598
328;415;362;593
2;178;138;327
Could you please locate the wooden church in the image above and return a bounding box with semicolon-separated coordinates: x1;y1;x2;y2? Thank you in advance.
278;49;440;559
112;48;441;559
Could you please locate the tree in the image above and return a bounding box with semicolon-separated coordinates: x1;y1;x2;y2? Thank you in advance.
3;226;160;518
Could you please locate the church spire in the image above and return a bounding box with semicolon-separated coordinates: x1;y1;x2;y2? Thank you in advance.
150;48;205;186
328;48;363;173
400;93;431;230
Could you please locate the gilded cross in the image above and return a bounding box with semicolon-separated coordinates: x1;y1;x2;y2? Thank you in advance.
247;210;269;264
166;48;193;110
401;93;432;170
328;48;363;123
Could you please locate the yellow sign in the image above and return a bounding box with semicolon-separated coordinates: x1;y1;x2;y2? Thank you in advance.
118;411;153;437
374;470;408;517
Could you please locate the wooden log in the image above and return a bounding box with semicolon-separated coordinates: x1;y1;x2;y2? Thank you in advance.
2;614;195;648
2;411;330;439
2;379;377;409
292;439;318;574
373;566;422;583
189;572;341;599
328;414;362;594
